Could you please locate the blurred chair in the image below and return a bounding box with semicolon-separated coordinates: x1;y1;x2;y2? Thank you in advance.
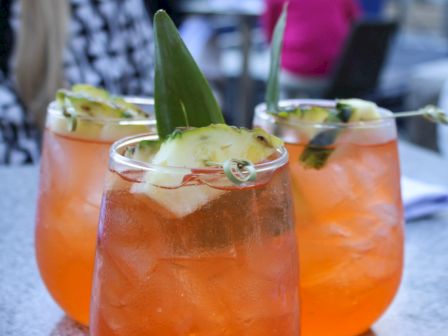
324;19;398;99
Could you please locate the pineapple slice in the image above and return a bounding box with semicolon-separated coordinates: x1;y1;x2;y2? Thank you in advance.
300;99;382;169
49;84;150;140
337;99;381;122
131;124;283;217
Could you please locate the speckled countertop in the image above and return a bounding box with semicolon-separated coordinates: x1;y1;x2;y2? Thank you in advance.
0;141;447;336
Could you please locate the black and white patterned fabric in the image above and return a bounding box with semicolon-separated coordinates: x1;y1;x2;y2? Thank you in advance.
0;72;38;165
0;0;154;165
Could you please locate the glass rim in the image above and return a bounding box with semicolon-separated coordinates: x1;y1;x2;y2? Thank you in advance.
254;99;395;129
47;97;156;126
110;132;289;174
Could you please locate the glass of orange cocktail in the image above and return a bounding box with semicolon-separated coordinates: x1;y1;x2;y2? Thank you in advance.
254;99;404;336
89;132;300;335
35;95;155;325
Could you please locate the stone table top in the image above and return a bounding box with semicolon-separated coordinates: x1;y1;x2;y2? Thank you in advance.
0;141;447;336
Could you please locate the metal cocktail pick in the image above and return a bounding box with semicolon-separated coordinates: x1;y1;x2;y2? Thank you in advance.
223;159;257;185
207;159;257;185
300;104;448;170
393;105;448;124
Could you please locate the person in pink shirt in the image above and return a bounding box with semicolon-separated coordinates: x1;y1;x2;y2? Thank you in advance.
263;0;361;97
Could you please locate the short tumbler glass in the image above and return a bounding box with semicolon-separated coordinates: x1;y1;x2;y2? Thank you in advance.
35;98;155;325
89;133;300;335
254;99;404;336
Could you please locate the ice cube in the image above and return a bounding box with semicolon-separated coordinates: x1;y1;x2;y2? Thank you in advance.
340;123;397;146
131;178;225;218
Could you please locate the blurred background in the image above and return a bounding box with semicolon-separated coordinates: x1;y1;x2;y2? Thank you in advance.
150;0;448;156
1;0;448;165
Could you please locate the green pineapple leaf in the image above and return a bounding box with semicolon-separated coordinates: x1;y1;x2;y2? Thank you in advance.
265;4;288;113
153;10;225;140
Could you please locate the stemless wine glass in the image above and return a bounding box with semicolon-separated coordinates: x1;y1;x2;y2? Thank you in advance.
254;99;404;336
89;133;300;335
35;98;155;325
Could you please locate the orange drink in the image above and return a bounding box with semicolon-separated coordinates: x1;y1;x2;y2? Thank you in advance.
89;133;300;335
254;99;404;336
35;97;155;325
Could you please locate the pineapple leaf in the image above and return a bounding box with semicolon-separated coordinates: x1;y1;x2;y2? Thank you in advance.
153;10;225;140
265;4;288;113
